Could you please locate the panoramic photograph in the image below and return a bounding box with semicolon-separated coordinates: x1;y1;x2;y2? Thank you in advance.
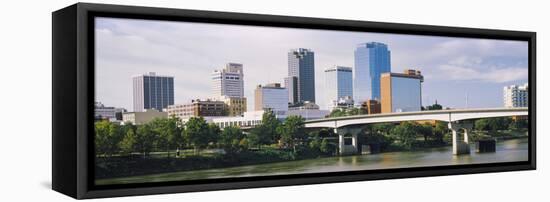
93;17;529;185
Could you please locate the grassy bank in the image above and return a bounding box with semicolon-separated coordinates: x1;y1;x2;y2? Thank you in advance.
96;147;330;180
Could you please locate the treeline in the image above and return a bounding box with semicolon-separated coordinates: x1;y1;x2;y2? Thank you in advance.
360;121;448;151
95;109;337;158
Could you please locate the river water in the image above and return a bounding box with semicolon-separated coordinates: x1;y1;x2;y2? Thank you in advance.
96;138;528;185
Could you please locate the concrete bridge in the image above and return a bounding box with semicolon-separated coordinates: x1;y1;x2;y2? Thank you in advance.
304;108;528;155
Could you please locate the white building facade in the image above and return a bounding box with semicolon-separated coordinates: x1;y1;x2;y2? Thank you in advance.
325;66;353;110
504;83;528;108
212;63;244;98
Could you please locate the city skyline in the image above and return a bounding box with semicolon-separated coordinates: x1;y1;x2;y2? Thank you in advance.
95;17;529;111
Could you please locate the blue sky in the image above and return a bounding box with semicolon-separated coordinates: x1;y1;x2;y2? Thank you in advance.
94;17;528;111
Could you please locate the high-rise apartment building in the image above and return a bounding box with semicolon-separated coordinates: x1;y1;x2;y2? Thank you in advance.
212;63;244;98
381;69;423;113
504;83;528;108
325;66;353;109
288;48;315;104
254;83;289;113
354;42;391;104
132;72;174;112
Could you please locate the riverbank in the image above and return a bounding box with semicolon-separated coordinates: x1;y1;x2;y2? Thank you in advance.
96;130;528;180
95;147;332;180
96;137;528;185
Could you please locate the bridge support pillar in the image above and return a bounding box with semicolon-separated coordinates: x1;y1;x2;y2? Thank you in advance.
334;127;361;155
448;121;473;155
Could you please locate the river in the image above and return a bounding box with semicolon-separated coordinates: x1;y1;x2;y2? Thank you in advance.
96;137;528;185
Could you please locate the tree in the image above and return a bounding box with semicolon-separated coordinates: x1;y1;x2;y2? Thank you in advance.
329;108;346;117
207;123;221;147
308;131;322;153
370;123;395;135
424;101;443;111
149;117;183;157
184;117;211;154
261;109;281;143
390;122;417;149
220;126;246;155
418;123;434;142
119;127;136;155
248;125;268;149
95;120;123;157
509;118;528;130
433;121;448;144
135;124;155;156
277;115;306;152
475;117;512;132
319;138;335;155
475;118;490;131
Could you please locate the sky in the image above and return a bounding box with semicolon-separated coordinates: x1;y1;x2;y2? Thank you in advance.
94;17;529;111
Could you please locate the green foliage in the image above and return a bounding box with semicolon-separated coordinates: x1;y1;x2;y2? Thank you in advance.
277;115;306;152
220;126;246;155
135;124;155;156
184;117;213;153
475;117;512;131
423;102;443;110
95;120;123;156
249;109;281;149
417;123;433;142
261;109;281;142
390;122;418;149
119;127;136;155
509;118;528;130
328;107;363;118
308;131;322;153
370;123;394;135
433;121;448;143
319;138;336;155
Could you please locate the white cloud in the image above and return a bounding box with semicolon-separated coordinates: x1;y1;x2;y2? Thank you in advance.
434;56;528;83
94;17;529;110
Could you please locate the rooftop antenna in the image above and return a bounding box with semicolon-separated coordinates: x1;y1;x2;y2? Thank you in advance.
465;92;469;109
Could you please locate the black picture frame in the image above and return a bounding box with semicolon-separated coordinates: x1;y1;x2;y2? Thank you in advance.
52;2;536;199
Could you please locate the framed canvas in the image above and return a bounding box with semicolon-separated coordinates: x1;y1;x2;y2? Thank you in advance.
52;3;536;199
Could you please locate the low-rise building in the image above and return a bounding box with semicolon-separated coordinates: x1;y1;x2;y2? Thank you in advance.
167;99;227;120
94;102;126;121
361;99;381;114
122;109;168;125
218;96;247;116
328;96;354;111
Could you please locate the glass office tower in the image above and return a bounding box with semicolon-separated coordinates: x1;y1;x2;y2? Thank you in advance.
288;48;315;104
132;72;174;112
325;66;353;103
354;42;391;104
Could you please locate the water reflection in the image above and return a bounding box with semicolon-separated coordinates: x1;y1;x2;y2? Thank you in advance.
97;138;528;185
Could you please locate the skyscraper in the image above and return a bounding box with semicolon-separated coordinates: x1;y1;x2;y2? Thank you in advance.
212;63;244;98
503;83;528;108
325;66;353;109
354;42;391;104
284;76;298;104
288;48;315;104
132;72;174;112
